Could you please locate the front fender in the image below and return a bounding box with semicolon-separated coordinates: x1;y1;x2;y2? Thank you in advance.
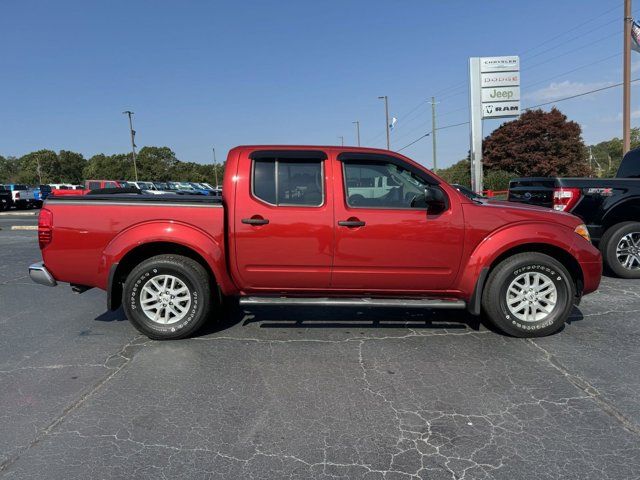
457;222;578;300
98;220;235;294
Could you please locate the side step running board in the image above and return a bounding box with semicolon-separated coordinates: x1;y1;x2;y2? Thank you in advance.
239;296;466;309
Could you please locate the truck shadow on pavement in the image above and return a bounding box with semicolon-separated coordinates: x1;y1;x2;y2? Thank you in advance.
94;303;586;338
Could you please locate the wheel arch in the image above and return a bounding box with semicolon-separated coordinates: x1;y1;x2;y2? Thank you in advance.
108;241;223;310
462;223;584;314
601;197;640;232
102;221;236;310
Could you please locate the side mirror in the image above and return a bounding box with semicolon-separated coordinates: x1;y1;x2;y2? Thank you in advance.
415;186;446;213
424;185;445;203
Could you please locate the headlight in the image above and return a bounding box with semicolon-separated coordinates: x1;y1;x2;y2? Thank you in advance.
574;224;591;242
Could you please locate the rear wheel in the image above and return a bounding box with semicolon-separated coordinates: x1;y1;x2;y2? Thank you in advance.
123;254;212;340
600;221;640;279
481;253;575;337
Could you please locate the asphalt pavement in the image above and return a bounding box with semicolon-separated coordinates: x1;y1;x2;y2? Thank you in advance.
1;223;639;479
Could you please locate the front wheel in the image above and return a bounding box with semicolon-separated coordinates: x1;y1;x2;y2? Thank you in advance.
600;222;640;279
123;254;212;340
481;252;575;337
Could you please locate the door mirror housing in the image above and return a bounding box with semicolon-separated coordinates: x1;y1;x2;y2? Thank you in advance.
413;186;446;213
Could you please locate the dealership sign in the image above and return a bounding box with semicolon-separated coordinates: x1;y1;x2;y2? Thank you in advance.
469;55;521;193
479;56;520;119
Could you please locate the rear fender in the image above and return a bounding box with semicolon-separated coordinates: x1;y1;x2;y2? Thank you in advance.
459;222;577;302
100;221;236;294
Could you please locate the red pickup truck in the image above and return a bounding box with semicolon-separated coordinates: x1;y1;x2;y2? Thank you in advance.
29;146;602;339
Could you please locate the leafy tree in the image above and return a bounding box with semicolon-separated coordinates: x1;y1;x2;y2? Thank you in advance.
589;128;640;177
58;150;86;184
17;150;60;184
484;169;513;191
483;108;592;177
84;153;133;180
136;146;179;181
437;158;471;187
0;156;20;183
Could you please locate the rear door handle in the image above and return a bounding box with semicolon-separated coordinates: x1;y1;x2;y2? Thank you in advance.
242;217;269;225
338;219;366;227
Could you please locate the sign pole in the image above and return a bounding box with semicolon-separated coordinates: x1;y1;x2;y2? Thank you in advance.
623;0;632;155
469;58;483;194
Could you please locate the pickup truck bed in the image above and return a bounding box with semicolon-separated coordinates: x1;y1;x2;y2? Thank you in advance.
30;146;602;340
508;147;640;278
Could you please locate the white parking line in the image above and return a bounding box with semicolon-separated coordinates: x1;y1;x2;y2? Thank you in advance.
0;211;38;216
10;225;38;230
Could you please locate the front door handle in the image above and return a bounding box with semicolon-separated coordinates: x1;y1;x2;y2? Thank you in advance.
338;219;365;227
242;216;269;225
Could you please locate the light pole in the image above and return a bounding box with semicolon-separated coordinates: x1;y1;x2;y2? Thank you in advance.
352;120;361;146
123;110;138;181
338;136;344;146
212;147;219;187
623;0;632;154
378;96;390;150
428;96;439;170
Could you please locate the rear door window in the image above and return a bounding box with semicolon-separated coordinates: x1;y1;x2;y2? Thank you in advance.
252;158;323;206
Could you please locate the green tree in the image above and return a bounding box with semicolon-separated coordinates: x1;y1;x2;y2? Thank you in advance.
17;150;60;184
483;108;592;177
84;153;132;180
483;169;513;191
437;158;471;187
0;156;20;183
58;150;86;184
136;146;179;181
589;128;640;177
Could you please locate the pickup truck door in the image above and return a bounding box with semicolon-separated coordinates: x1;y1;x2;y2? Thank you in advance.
232;150;334;290
331;152;465;292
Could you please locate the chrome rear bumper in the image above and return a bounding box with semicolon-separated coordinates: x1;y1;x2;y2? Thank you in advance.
29;262;57;287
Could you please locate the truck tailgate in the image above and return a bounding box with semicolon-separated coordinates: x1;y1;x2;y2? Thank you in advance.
508;178;556;208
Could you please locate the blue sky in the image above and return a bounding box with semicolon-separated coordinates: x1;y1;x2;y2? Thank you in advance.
0;0;637;169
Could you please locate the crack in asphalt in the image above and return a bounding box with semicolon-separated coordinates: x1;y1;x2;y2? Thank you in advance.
528;339;640;436
0;335;145;476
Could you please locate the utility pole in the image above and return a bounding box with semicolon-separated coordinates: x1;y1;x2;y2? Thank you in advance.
623;0;632;154
338;136;344;146
429;96;438;170
378;96;390;150
212;147;219;187
123;110;138;181
352;120;361;146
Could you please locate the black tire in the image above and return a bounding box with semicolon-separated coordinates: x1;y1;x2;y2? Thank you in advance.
481;252;575;338
600;221;640;279
122;254;212;340
34;201;43;209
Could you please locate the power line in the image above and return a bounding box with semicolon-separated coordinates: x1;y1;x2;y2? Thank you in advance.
396;80;640;153
520;3;620;56
397;121;469;152
523;52;621;90
524;78;640;110
523;30;621;72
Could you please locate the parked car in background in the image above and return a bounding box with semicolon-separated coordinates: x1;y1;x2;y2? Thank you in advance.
0;185;12;210
166;182;206;195
31;145;601;340
4;184;39;209
508;147;640;278
127;181;173;195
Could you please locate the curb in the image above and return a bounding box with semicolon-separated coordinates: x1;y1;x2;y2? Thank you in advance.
10;225;38;231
